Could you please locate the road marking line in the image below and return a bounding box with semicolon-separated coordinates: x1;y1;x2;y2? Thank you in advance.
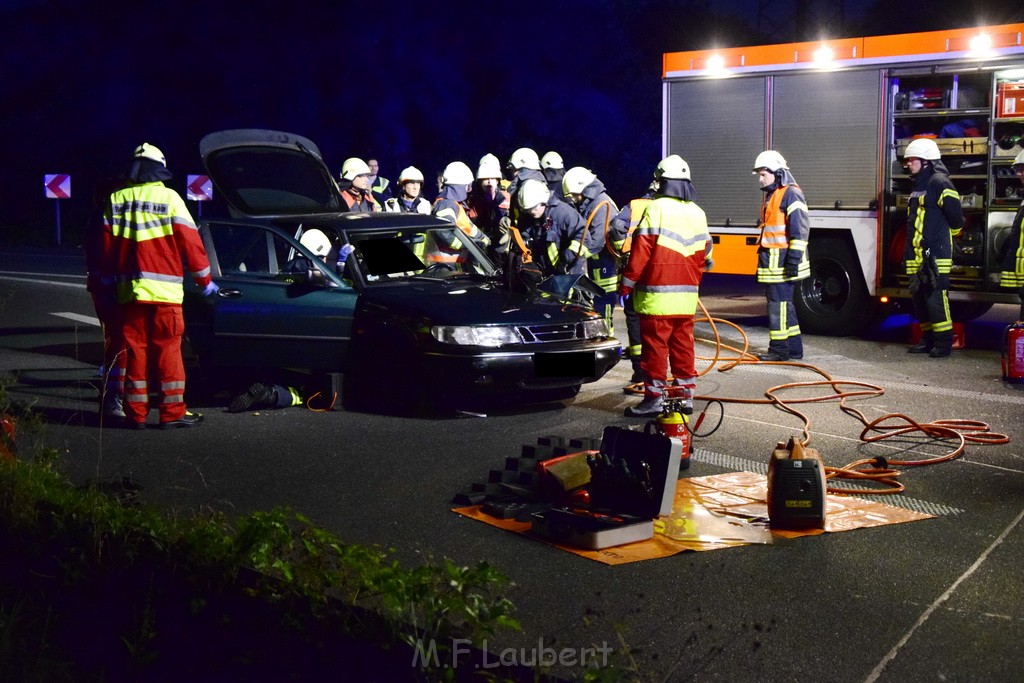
51;312;100;326
0;274;87;289
864;507;1024;682
0;270;86;279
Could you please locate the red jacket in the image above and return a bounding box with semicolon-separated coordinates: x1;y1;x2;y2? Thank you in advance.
102;181;212;305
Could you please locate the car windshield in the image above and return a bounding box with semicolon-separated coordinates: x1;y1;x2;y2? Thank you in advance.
343;225;495;283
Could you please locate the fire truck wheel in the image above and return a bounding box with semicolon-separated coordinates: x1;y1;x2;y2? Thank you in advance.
795;237;876;336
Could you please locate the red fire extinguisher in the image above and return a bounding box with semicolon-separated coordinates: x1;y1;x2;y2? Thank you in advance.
1003;322;1024;384
644;407;692;470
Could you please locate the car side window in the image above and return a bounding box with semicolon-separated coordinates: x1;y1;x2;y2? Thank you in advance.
208;223;307;278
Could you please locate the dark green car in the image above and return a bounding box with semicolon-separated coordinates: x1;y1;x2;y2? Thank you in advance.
183;129;621;412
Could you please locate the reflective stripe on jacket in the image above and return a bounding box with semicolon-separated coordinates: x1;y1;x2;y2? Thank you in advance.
621;196;710;316
756;184;810;283
902;161;963;276
103;181;211;305
430;197;489;262
1000;203;1024;288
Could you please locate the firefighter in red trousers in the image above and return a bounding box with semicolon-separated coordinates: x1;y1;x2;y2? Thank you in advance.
103;143;218;429
619;155;712;417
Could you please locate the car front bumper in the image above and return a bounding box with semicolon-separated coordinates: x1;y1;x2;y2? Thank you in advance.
420;341;622;395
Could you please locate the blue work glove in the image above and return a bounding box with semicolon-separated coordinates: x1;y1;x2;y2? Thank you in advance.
336;243;354;269
202;281;220;297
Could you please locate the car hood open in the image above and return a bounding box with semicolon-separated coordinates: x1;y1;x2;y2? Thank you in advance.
199;129;344;218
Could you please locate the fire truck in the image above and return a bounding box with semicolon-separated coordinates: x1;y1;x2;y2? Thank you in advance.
661;22;1024;335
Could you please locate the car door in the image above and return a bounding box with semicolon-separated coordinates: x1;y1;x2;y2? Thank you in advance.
200;221;355;371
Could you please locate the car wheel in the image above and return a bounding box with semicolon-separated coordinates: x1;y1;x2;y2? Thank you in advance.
794;237;877;336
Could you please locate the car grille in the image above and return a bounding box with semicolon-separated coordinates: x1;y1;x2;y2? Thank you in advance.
516;322;581;343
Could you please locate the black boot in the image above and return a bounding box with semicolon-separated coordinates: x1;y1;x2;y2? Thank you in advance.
757;348;791;362
928;332;953;358
907;333;934;354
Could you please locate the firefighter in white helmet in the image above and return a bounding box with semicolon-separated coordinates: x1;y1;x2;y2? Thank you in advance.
752;150;809;362
515;178;590;277
999;149;1024;320
383;166;431;214
619;154;712;417
428;161;491;264
103;143;216;428
609;178;659;388
467;153;511;253
901;137;963;358
338;157;380;213
563;166;619;326
541;151;566;198
506;147;546;227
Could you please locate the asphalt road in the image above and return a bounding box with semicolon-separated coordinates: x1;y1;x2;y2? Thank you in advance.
2;245;1024;681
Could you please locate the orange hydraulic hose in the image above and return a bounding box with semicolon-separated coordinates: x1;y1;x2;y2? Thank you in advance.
687;299;1010;495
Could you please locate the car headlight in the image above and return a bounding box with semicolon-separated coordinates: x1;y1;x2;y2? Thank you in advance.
431;325;523;347
581;318;611;339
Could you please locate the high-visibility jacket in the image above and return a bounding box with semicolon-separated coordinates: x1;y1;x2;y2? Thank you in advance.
102;181;212;305
620;196;711;316
903;160;963;277
610;197;651;255
383;195;431;214
1000;202;1024;289
757;182;810;283
370;175;391;203
430;194;490;262
341;187;380;212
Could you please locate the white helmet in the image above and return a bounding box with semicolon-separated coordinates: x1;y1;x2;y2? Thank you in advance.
903;138;941;161
477;153;502;180
509;147;541;171
134;142;166;166
340;157;371;180
753;150;788;173
442;161;474;186
656;155;691;180
1013;149;1024;170
398;166;424;184
300;229;333;258
518;179;551;210
562;166;597;195
540;151;564;170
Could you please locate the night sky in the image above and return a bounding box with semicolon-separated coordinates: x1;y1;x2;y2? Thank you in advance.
3;0;1020;246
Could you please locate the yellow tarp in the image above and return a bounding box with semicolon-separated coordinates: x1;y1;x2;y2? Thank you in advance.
453;471;934;566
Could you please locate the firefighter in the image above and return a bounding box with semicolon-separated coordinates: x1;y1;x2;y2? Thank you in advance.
541;151;566;198
563;166;619;326
366;157;393;204
86;177;128;420
609;180;658;388
752;150;810;362
506;147;545;227
103;143;217;429
619;155;712;417
383;166;431;214
902;138;964;358
430;161;491;263
338;158;380;212
999;149;1024;319
467;153;511;254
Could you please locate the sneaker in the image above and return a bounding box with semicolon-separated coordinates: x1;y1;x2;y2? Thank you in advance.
160;412;204;429
757;349;791;362
227;383;277;413
102;393;126;419
624;395;664;417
